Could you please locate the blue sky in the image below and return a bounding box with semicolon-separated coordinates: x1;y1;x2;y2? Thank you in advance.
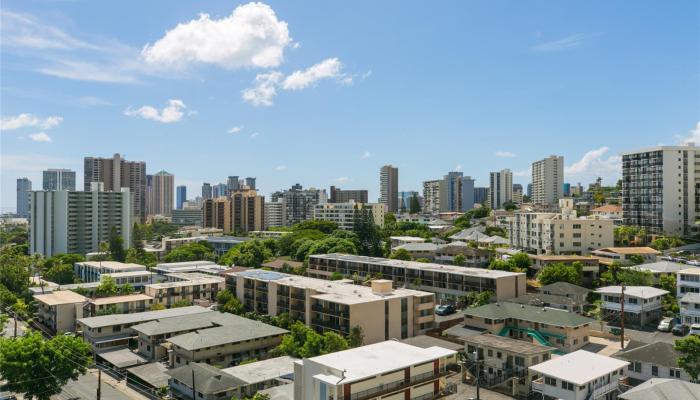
1;0;698;211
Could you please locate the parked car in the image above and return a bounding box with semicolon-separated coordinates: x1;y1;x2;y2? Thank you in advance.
690;324;700;336
686;260;700;266
657;317;676;332
435;304;456;316
673;324;690;336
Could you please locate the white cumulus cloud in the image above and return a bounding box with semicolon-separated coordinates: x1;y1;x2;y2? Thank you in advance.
0;113;63;130
124;99;187;123
282;58;346;90
275;165;287;171
242;72;283;106
495;151;516;158
565;147;621;184
678;121;700;145
141;2;291;70
228;126;243;134
250;132;260;138
28;132;52;142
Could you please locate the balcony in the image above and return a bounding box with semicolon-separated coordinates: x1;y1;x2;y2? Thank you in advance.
531;378;545;393
337;368;448;400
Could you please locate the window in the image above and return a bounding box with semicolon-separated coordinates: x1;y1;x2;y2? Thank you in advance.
545;377;556;386
487;350;493;357
560;380;574;391
652;365;658;376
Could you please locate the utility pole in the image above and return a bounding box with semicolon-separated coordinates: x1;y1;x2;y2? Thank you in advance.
96;369;101;400
473;347;481;400
192;369;196;400
620;284;625;349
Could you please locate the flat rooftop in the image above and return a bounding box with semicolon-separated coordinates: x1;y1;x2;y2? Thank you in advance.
529;350;629;385
34;290;87;305
146;274;224;289
78;305;210;329
229;269;434;305
305;341;456;384
464;334;555;355
595;286;668;299
679;268;700;276
399;335;464;351
89;294;154;305
221;356;297;384
76;261;147;270
593;247;660;255
310;253;525;279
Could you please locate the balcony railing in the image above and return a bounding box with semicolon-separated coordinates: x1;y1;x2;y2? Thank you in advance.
337;368;448;400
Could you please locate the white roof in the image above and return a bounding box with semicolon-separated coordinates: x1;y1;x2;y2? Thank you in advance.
77;261;146;270
595;286;668;299
529;350;629;385
221;356;297;384
679;268;700;276
34;290;87;305
390;236;427;242
306;341;456;384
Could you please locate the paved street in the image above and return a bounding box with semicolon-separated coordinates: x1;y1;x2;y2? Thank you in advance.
0;315;27;338
444;373;516;400
617;326;678;345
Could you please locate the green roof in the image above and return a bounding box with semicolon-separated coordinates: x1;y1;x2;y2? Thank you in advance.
463;302;594;327
167;315;288;350
167;362;243;394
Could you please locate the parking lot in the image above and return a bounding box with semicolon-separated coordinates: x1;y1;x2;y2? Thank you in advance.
622;325;682;345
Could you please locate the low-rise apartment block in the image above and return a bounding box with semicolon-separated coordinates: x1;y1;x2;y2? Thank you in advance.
462;302;594;353
615;342;695;383
308;253;526;302
465;334;555;398
530;350;629;400
678;267;700;297
294;340;457;400
226;270;436;344
312;201;385;230
168;362;242;400
591;247;660;265
220;356;297;397
537;282;590;311
144;273;224;307
85;294;155;316
74;261;147;282
679;292;700;325
595;286;668;327
34;290;87;333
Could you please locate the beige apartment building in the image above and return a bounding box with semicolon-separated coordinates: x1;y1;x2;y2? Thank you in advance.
312;201;385;230
144;273;224;307
462;302;595;353
507;199;615;255
307;253;526;302
34;290;87;333
202;189;264;234
294;340;457;400
85;293;155;316
226;270;436;344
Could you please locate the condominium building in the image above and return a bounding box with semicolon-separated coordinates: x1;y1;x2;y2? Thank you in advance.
202;189;264;233
512;183;523;204
201;182;212;199
439;171;475;212
149;170;174;216
227;176;240;193
143;273;225;307
678;268;700;297
398;190;421;212
532;155;564;205
74;261;147;282
595;286;668;327
175;185;186;210
29;184;133;257
380;164;399;212
16;177;32;218
264;199;286;229
474;186;489;205
171;206;202;227
329;186;368;203
312;201;384;230
489;169;513;209
506;199;615;255
42;168;76;191
85;294;155;317
462;302;595;353
226;270;436;343
621;144;700;236
271;183;325;225
294;340;457;400
245;177;256;190
84;153;147;222
422;179;441;214
680;292;700;326
307;254;526;302
530;350;629;400
34;290;87;333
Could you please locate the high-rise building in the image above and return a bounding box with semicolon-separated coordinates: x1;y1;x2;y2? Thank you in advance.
532;155;564;205
438;172;475;212
151;171;174;216
145;174;154;217
526;183;533;198
313;202;385;230
213;183;227;198
489;169;513;209
379;165;399;213
512;184;523;204
202;189;264;233
227;176;240;194
271;184;325;226
622;145;700;236
201;183;212;200
329;186;368;204
42;169;76;191
84;153;146;222
245;177;256;190
264;199;286;229
474;187;488;205
176;185;187;210
29;183;132;256
398;191;419;212
563;183;571;197
16;177;32;218
422;180;441;215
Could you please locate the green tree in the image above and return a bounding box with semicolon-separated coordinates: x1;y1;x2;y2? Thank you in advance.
131;222;144;250
510;252;532;271
628;254;645;265
96;304;119;316
330;271;344;281
660;275;676;293
409;194;421;214
389;248;413;261
502;201;518;211
273;321;349;358
353;208;384;257
537;262;583;286
120;283;135;295
471;206;491;219
220;240;273;267
453;254;466;266
217;290;244;315
650;236;685;251
292;220;339;234
675;335;700;382
108;226;126;262
150;303;166;311
0;331;91;400
164;242;215;262
273;313;293;330
322;331;349;354
43;264;76;284
0;247;30;295
95;275;118;297
172;299;192;308
125;247;157;268
348;325;365;347
308;237;358;258
489;259;522;273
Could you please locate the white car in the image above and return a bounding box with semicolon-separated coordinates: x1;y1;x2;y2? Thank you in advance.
686;260;700;266
690;323;700;336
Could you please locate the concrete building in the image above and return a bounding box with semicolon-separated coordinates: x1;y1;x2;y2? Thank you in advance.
507;199;615;255
398;190;420;212
621;144;700;236
529;254;603;283
171;206;202;227
34;290;87;333
615;342;695;383
271;184;325;225
379;165;399;213
84;153;146;222
30;185;133;257
590;247;660;265
16;177;32;218
438;171;475;212
465;334;555;398
307;254;526;302
201;182;212;200
85;294;155;317
489;169;513;210
530;350;629;400
264;199;286;229
512;183;523;204
312;201;384;230
204;235;249;257
226;270;436;344
245;177;256;190
595;286;668;327
175;185;186;210
221;356;296;397
678;268;700;297
43;168;76;191
532;155;564;205
422;179;441;215
150;170;174;216
474;187;489;206
154;260;226;275
463;302;595;353
74;261;146;282
202;189;264;234
537;282;590;310
294;340;457;400
680;292;700;326
144;273;225;307
329;186;368;204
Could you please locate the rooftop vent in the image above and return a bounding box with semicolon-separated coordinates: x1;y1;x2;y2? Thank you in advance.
371;280;393;295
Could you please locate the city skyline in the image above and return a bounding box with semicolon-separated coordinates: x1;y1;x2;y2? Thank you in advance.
2;1;699;210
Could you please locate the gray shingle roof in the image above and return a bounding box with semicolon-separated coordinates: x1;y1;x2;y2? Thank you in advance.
77;306;210;329
167;315;287;350
680;292;700;303
634;261;687;274
167;362;244;394
131;311;244;336
619;378;700;400
538;282;590;299
508;293;579;307
463;302;594;327
614;342;681;368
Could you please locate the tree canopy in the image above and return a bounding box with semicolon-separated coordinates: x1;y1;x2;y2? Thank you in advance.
272;321;349;358
675;335;700;382
164;242;215;263
537;262;583;286
220;240;272;267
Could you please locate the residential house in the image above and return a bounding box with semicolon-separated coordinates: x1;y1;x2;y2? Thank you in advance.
168;362;243;400
679;292;700;325
614;342;696;383
591;247;660;265
221;356;297;397
595;286;668;327
85;294;155;316
618;378;700;400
